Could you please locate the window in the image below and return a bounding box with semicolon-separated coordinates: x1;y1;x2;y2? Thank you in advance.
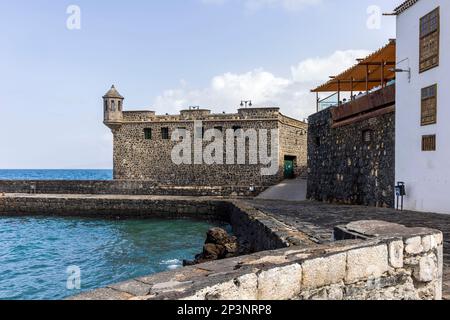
195;126;205;138
315;137;321;147
118;100;122;112
421;84;437;126
104;100;108;112
144;128;152;140
111;100;116;112
161;127;170;140
422;135;436;151
362;130;372;144
420;8;440;72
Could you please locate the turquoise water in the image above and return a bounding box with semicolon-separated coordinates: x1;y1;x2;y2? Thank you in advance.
0;169;112;180
0;216;223;300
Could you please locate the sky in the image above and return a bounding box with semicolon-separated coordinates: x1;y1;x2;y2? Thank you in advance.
0;0;403;169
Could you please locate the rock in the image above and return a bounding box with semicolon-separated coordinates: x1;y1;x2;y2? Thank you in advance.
183;228;241;266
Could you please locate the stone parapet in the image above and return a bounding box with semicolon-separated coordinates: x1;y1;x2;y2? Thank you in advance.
69;220;443;300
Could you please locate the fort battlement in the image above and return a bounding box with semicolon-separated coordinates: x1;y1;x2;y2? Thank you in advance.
102;86;308;186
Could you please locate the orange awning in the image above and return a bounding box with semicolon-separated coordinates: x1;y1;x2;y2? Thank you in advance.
311;40;396;93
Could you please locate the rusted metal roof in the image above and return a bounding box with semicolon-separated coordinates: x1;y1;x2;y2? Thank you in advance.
311;40;396;93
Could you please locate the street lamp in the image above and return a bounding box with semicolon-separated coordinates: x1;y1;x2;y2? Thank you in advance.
390;67;411;83
240;100;253;108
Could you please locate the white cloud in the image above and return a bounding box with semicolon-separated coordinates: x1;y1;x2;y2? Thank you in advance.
201;0;322;12
291;49;371;82
153;49;370;121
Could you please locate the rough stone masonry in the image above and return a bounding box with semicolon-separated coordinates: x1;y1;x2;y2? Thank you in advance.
102;85;308;187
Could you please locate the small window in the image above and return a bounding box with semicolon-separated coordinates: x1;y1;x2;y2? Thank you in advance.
422;135;436;151
362;130;372;144
104;100;108;112
420;8;440;72
161;127;170;140
421;84;437;126
118;100;122;112
111;100;116;112
195;126;205;138
315;137;321;147
144;128;152;140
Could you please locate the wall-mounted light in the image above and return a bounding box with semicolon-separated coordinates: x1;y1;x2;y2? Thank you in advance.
390;67;411;83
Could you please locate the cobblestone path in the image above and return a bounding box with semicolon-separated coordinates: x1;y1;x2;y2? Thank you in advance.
246;200;450;299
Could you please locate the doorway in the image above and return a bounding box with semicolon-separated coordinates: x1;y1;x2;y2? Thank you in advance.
284;156;296;179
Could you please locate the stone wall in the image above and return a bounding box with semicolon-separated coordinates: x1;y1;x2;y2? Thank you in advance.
307;107;395;207
69;220;443;300
0;180;264;197
0;194;230;220
108;107;308;187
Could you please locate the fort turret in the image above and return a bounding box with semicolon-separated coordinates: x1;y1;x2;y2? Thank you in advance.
103;85;124;128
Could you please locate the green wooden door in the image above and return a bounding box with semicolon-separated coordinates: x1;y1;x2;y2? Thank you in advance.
284;160;294;179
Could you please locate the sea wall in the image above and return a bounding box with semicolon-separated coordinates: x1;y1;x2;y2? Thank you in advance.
0;195;308;252
69;220;443;300
307;107;395;207
0;180;264;197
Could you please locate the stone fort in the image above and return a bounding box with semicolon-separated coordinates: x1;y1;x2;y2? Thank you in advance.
102;85;308;188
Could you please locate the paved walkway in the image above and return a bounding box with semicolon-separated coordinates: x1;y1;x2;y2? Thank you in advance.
256;178;307;202
246;199;450;299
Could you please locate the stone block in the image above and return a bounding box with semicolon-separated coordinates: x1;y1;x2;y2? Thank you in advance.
257;264;302;300
389;240;404;269
108;280;152;296
302;253;346;289
405;237;423;255
346;245;389;284
422;235;438;252
414;256;437;283
188;273;258;300
433;232;443;246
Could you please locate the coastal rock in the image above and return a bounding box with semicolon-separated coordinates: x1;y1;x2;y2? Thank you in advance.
184;228;240;266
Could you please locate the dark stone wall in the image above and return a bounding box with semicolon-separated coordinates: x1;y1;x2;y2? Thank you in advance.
0;180;265;197
307;108;395;208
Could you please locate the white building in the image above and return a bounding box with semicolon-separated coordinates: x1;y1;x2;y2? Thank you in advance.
395;0;450;213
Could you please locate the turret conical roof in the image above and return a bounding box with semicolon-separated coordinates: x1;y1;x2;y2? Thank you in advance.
103;85;124;99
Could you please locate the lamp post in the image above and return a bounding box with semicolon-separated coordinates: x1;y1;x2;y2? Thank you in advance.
390;68;411;83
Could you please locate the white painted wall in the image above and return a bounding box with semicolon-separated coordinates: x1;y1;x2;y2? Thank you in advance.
396;0;450;214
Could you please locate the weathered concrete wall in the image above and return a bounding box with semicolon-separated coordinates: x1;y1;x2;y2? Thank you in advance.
0;180;264;197
69;220;443;300
108;107;307;187
307;108;395;207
